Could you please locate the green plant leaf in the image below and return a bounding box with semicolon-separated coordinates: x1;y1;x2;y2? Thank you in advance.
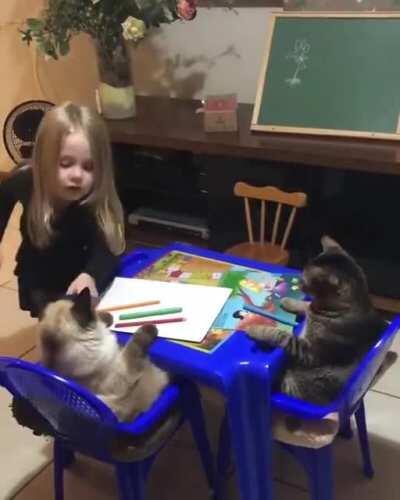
26;18;44;30
59;39;70;56
20;0;229;58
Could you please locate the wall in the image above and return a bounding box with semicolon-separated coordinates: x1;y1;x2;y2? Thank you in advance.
1;4;279;171
3;3;399;171
131;7;278;104
0;1;98;172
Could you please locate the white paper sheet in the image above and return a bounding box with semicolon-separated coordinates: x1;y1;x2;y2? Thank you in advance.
98;277;232;343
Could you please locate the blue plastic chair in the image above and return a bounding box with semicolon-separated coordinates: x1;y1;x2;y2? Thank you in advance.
0;356;216;500
216;317;400;500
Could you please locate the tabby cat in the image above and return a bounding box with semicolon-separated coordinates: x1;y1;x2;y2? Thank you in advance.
246;236;386;405
38;287;169;421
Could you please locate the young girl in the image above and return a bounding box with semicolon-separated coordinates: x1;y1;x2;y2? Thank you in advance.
0;102;125;317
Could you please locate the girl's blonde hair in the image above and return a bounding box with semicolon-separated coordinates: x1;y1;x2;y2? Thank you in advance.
28;102;125;255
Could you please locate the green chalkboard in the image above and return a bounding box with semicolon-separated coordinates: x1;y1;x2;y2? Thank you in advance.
252;13;400;139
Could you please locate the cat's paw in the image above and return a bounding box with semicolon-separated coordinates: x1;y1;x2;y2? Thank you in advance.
280;297;296;312
134;324;159;351
280;297;308;314
246;325;277;342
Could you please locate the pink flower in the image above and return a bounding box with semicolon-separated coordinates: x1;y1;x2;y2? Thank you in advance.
177;0;197;21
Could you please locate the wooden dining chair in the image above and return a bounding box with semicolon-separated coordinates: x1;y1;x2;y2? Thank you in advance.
370;295;400;315
225;182;307;266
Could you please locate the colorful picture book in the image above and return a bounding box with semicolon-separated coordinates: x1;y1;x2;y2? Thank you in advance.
133;251;305;353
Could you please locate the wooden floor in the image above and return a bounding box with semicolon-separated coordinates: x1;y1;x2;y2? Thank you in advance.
1;203;400;500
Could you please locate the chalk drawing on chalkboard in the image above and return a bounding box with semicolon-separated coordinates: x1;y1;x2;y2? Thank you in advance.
285;39;310;87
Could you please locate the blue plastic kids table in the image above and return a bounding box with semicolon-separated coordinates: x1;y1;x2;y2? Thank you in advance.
117;243;304;500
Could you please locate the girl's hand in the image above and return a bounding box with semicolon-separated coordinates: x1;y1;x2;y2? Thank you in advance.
67;273;98;299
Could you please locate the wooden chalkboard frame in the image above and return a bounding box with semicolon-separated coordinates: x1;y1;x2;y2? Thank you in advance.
251;11;400;140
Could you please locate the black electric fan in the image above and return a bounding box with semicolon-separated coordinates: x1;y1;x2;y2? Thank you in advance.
3;100;54;163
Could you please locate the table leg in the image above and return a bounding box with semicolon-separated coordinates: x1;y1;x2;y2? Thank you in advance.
224;368;273;500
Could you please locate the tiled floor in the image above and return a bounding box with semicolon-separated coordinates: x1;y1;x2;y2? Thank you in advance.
1;208;400;499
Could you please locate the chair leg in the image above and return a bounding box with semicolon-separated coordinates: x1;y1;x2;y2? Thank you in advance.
142;455;156;481
215;412;232;500
182;382;216;498
53;440;66;500
284;444;334;500
355;399;374;478
308;446;334;500
115;462;146;500
338;417;353;440
61;447;75;468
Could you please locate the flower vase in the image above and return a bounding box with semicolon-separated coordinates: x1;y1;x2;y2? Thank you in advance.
95;41;136;119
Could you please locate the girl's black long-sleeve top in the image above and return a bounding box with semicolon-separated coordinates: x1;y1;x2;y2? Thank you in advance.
0;166;120;313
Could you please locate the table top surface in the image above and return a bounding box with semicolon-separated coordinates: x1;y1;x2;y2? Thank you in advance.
117;242;303;391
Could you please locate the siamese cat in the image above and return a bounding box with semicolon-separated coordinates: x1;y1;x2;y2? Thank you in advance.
38;287;169;421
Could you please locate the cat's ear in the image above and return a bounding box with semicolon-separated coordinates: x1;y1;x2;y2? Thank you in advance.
321;235;343;253
71;287;95;328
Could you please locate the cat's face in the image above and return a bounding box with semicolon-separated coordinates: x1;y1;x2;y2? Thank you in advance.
38;288;113;370
301;236;367;303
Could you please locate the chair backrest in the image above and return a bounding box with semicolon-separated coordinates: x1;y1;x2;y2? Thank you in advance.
337;317;400;418
0;357;119;459
233;182;307;249
271;317;400;421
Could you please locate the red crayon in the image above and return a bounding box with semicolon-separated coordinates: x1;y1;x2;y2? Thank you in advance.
115;317;186;329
